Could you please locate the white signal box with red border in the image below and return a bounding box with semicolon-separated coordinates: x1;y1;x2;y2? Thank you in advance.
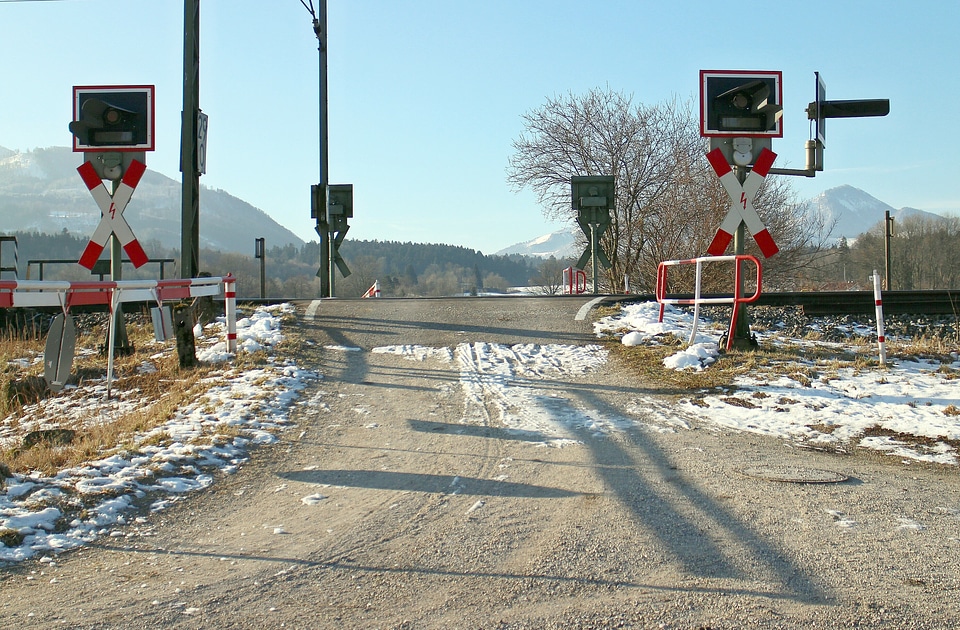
700;70;783;138
71;85;155;153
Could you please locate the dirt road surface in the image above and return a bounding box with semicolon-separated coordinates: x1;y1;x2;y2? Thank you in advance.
2;297;959;629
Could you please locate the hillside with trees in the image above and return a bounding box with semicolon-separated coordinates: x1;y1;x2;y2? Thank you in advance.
0;231;556;299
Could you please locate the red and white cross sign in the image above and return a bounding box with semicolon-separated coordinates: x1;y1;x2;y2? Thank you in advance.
706;147;779;258
77;159;149;270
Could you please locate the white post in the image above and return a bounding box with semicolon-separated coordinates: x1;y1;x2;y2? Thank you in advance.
106;287;122;398
689;259;704;345
872;270;887;365
224;275;237;353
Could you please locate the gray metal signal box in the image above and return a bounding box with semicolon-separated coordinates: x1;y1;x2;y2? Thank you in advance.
571;175;614;224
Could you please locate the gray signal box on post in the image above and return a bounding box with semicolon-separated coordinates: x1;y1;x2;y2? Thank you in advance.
571;175;614;222
570;175;614;293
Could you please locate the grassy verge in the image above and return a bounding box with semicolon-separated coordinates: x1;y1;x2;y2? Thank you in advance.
600;312;960;457
1;315;220;478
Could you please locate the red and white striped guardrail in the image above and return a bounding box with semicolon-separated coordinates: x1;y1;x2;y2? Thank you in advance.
656;254;762;350
0;275;237;353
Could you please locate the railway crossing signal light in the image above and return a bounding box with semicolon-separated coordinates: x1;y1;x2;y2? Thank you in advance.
69;99;140;147
327;184;354;220
69;86;154;180
69;87;154;152
571;175;614;224
311;184;325;222
700;71;783;137
570;175;613;293
313;183;353;282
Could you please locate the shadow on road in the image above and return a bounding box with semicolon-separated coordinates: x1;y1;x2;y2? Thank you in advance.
89;542;810;602
277;469;579;498
564;381;831;604
408;419;552;443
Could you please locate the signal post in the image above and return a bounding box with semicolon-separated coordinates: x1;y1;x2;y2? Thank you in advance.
699;70;889;349
69;85;155;355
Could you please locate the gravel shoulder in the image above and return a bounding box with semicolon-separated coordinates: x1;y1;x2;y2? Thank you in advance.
2;297;959;629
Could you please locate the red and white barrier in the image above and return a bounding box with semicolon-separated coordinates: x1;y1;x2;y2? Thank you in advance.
0;275;236;353
656;255;762;350
563;267;587;295
362;280;381;298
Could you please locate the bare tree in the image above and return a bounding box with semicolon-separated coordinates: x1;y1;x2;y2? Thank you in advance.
528;256;572;295
507;87;830;293
339;255;382;297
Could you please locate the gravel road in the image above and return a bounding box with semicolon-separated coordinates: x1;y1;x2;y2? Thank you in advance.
2;297;958;629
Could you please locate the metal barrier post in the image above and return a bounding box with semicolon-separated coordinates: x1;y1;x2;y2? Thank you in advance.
224;275;237;353
656;255;762;350
872;270;887;365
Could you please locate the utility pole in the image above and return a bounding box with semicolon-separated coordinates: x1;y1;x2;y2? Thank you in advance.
884;210;894;290
301;0;330;296
181;0;201;279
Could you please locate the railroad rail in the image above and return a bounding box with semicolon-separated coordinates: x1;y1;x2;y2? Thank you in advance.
619;290;960;317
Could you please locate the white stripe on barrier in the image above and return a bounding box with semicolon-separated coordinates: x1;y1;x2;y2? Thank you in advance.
0;276;236;351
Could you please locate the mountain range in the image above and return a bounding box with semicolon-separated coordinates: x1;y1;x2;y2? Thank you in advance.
0;146;302;254
801;184;944;242
496;228;580;259
499;185;949;257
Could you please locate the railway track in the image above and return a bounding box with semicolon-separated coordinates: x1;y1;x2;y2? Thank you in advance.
615;289;960;317
759;290;960;316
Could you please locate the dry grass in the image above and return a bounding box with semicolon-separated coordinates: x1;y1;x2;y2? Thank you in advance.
601;310;956;400
862;425;960;452
1;316;220;477
606;340;741;393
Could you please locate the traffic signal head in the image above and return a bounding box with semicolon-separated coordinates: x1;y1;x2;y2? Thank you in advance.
700;71;783;137
70;99;140;146
69;86;155;152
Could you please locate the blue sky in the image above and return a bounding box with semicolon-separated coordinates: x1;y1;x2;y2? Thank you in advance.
2;0;957;254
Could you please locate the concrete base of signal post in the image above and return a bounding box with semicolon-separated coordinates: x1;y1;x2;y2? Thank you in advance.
727;304;759;351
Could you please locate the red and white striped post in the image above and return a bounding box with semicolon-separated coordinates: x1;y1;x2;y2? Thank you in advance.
872;270;887;365
224;274;237;353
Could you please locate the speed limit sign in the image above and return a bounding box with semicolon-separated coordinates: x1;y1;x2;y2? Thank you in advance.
197;110;208;175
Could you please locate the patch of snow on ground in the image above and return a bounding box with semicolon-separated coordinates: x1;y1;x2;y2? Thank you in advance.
379;342;620;446
595;301;960;465
0;304;318;563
